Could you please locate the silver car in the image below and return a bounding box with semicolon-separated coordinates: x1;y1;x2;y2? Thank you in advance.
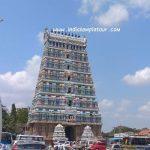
107;143;123;150
11;141;48;150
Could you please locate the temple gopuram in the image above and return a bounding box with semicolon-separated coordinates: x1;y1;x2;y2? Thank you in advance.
26;28;102;142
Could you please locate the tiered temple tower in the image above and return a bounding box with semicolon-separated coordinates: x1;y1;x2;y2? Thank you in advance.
27;28;102;142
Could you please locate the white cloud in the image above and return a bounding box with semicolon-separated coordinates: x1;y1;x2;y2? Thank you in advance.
0;55;41;108
94;4;128;27
123;67;150;86
78;0;104;15
117;99;131;112
99;98;150;131
79;0;150;27
129;0;150;12
37;32;44;44
139;101;150;114
98;99;114;109
99;98;131;112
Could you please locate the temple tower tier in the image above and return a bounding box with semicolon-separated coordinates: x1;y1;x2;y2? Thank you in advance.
27;28;102;142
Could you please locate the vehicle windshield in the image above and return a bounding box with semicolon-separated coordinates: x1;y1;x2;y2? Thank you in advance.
89;141;93;144
80;141;86;144
17;143;46;149
114;145;121;148
59;141;65;144
17;135;44;141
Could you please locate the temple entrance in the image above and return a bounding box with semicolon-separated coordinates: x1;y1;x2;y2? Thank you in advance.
65;126;75;141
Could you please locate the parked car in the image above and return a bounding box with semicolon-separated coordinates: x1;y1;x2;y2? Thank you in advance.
54;144;74;150
91;141;106;150
135;146;150;150
107;143;122;150
14;134;45;145
11;141;48;150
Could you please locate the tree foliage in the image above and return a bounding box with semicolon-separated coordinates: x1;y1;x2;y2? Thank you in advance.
2;107;10;132
105;125;138;137
9;104;17;133
113;125;137;133
16;108;29;133
2;103;29;134
16;108;28;124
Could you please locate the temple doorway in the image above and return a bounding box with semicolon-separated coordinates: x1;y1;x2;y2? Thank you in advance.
65;126;75;141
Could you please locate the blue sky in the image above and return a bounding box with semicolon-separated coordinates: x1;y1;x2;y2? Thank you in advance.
0;0;150;132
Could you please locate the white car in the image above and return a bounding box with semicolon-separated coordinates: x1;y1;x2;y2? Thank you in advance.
107;143;123;150
54;144;74;150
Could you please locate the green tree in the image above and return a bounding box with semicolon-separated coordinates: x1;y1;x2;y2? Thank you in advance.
16;108;29;133
114;126;137;133
2;103;29;133
103;126;138;137
2;106;10;132
9;104;17;133
107;125;138;136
